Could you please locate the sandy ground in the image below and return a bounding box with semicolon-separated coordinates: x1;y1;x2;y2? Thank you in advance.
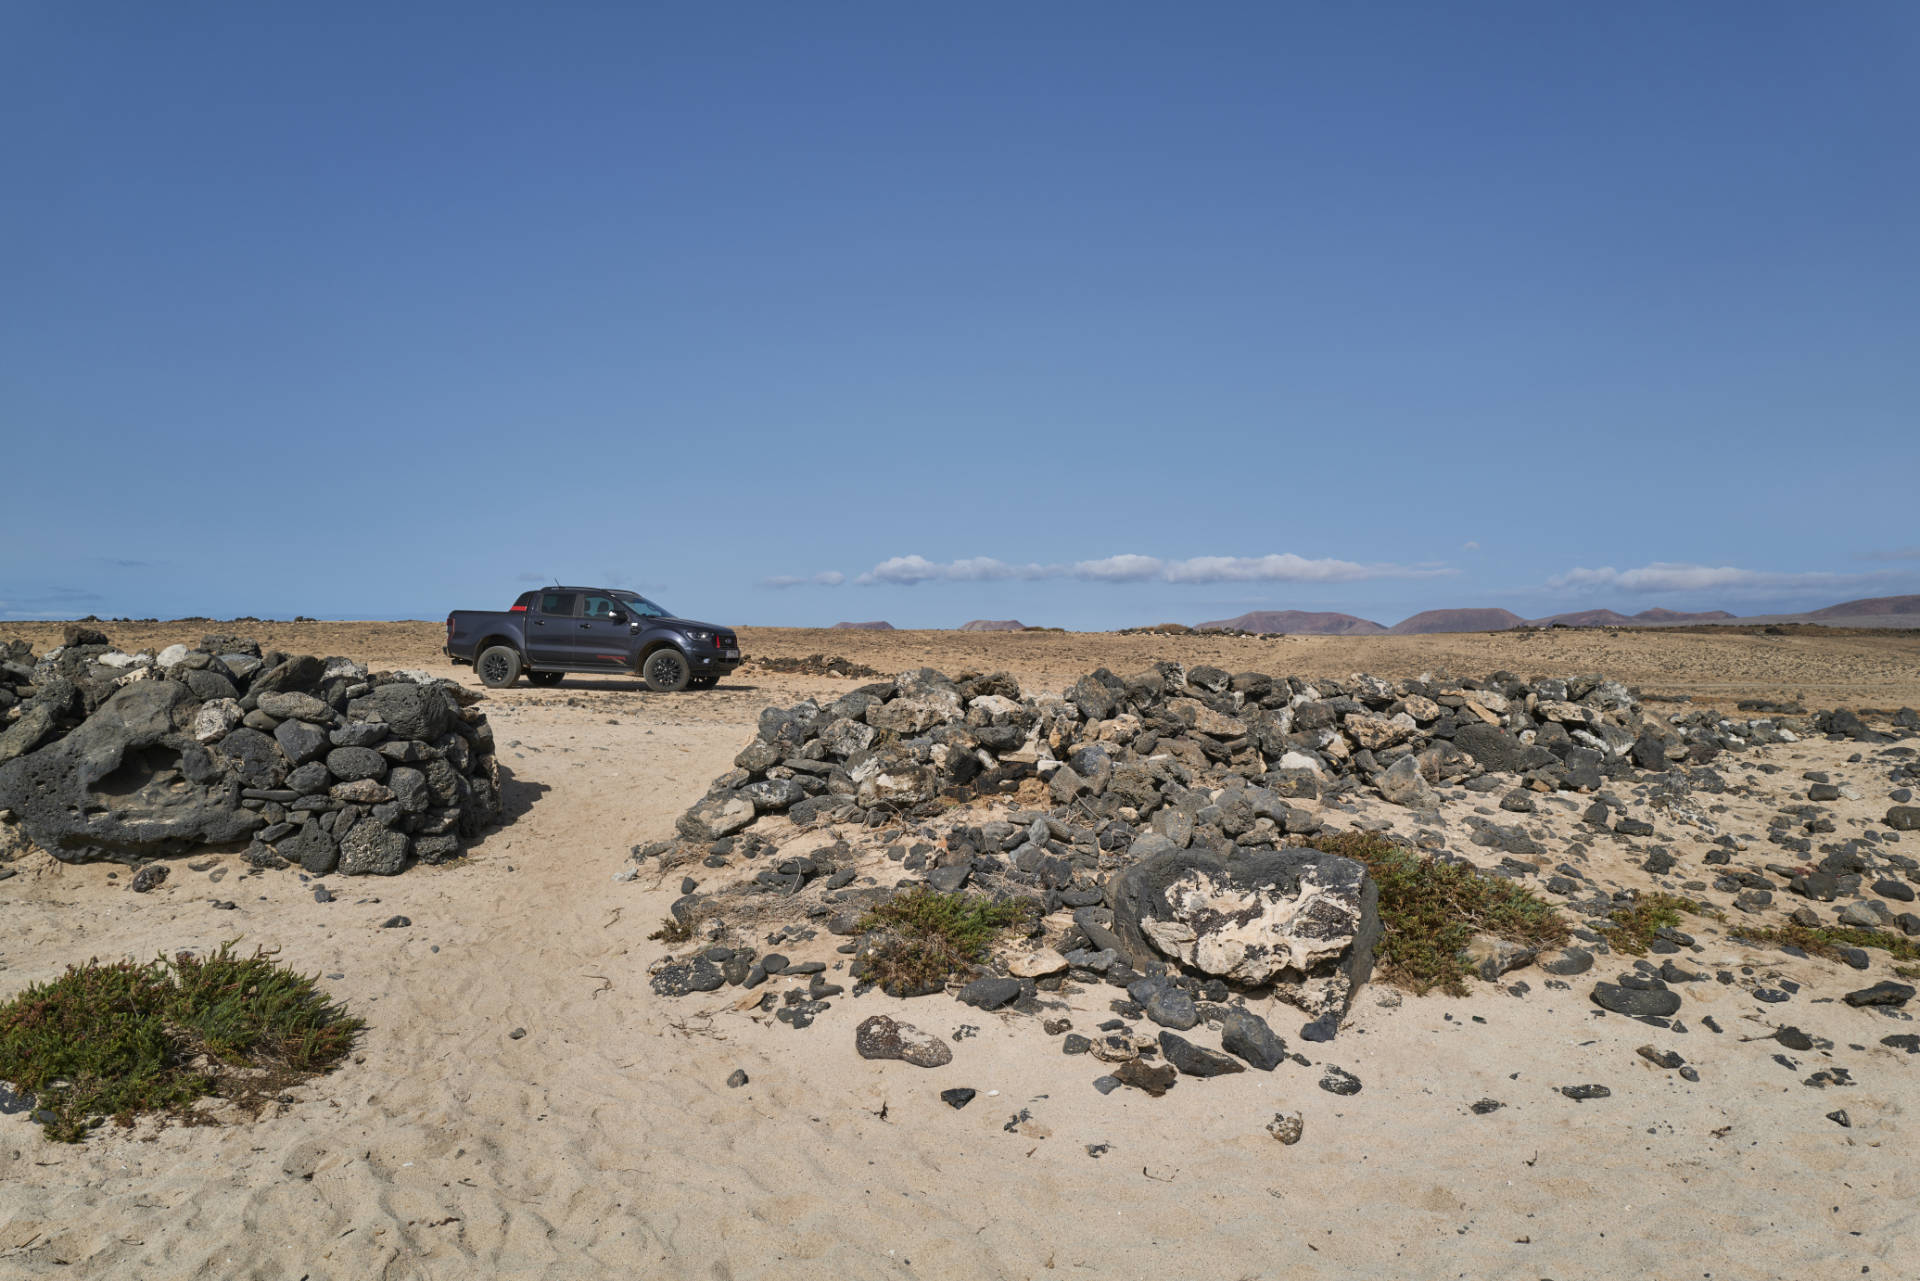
2;625;1917;1279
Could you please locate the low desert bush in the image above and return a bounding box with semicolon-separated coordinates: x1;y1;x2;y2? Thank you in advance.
0;944;363;1142
1732;922;1920;965
1594;891;1717;956
856;888;1034;993
1304;831;1568;996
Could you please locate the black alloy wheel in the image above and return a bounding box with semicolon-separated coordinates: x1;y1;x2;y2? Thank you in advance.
644;648;692;692
476;645;522;688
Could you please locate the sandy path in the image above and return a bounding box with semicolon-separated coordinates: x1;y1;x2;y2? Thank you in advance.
0;647;1915;1278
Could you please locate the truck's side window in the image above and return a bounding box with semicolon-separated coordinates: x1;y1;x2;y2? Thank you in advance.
539;592;578;617
582;595;619;619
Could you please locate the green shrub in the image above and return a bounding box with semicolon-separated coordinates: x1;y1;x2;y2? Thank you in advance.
648;917;693;944
1304;831;1568;996
0;944;363;1143
1594;892;1714;956
1733;922;1920;965
856;889;1033;993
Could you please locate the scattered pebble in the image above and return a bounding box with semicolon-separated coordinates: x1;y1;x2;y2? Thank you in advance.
1318;1067;1362;1096
1266;1111;1305;1145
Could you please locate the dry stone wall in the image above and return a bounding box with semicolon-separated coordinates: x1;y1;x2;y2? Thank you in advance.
0;629;500;875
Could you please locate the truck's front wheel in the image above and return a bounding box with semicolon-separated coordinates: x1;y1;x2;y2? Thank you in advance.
643;648;691;693
476;645;523;688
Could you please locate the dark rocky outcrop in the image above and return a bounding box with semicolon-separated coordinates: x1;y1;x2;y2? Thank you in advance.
0;680;259;861
0;634;500;875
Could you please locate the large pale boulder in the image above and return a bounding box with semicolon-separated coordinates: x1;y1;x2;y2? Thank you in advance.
1108;846;1379;1018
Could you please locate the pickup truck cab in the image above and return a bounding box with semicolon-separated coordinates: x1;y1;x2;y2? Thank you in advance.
445;587;742;691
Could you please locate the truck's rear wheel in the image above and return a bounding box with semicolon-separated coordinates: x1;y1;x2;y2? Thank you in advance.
476;645;523;688
643;648;691;692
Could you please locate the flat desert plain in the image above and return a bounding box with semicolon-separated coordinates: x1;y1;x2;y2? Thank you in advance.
3;621;1919;1280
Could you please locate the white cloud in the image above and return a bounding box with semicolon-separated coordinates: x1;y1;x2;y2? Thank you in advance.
1547;562;1882;594
858;556;1051;585
759;571;846;589
848;552;1454;587
1164;553;1444;583
1071;554;1164;582
1462;540;1480;551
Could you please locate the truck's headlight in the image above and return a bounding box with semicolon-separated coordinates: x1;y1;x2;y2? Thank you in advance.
689;630;712;643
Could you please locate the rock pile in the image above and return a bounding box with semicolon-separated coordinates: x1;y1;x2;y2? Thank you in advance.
646;663;1828;1027
747;654;885;679
672;663;1809;843
0;630;501;875
638;661;1920;1132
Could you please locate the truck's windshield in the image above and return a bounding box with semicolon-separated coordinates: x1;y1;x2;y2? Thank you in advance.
613;593;669;619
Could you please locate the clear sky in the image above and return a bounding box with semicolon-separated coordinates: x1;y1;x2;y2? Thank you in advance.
4;3;1915;629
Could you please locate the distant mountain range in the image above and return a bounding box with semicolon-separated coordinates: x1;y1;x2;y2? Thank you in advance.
1192;595;1919;635
1191;610;1388;635
958;619;1028;632
1807;594;1920;619
1387;608;1526;635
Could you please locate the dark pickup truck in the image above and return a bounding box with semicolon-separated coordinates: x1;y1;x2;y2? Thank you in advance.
445;587;742;691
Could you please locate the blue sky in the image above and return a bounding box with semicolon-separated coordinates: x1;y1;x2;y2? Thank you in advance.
3;3;1915;628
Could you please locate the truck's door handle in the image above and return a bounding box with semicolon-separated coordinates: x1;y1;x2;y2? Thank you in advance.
533;620;545;627
579;623;591;629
